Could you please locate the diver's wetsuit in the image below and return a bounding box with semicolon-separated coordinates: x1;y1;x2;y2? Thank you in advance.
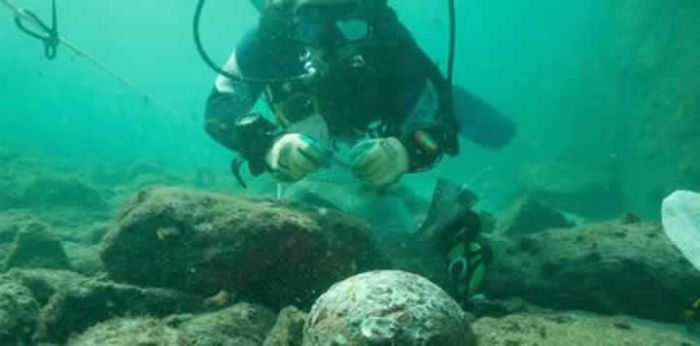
205;6;513;176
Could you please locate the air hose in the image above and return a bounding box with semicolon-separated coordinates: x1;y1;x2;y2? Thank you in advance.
193;0;311;84
193;0;457;90
447;0;456;107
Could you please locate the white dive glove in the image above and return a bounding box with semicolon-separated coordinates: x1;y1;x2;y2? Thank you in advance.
349;137;409;187
266;133;330;182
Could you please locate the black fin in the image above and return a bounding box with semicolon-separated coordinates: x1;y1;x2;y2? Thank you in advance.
419;178;477;243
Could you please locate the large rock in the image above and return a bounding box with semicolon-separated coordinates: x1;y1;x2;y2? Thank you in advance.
177;303;276;346
495;196;574;235
472;312;698;345
3;269;87;305
101;187;374;309
3;220;71;271
264;306;308;346
0;212;41;244
21;176;107;209
303;270;475;346
67;318;189;346
484;221;700;321
35;278;204;343
0;280;40;345
63;242;102;276
0;213;38;264
0;268;206;343
519;161;623;220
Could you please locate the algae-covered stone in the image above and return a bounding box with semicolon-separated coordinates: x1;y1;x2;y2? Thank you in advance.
0;268;204;344
35;279;204;343
484;222;700;321
303;270;475;346
4;269;87;305
178;303;276;346
519;161;622;219
495;196;574;235
473;312;699;345
22;176;107;209
63;242;102;276
0;212;39;244
264;306;308;346
3;220;71;271
101;187;373;309
0;280;40;345
67;318;189;346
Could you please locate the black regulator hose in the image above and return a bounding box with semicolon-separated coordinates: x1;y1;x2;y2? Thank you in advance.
193;0;457;89
446;0;456;109
193;0;309;84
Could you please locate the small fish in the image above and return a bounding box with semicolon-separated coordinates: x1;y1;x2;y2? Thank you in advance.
155;227;181;240
204;290;234;308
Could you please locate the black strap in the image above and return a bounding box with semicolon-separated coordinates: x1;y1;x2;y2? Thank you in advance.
231;158;248;189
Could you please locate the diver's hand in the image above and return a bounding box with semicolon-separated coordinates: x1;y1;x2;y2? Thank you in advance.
350;137;409;187
266;133;330;182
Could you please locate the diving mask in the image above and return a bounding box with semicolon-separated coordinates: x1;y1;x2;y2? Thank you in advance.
293;4;371;47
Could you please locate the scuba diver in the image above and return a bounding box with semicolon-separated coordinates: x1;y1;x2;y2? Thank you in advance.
203;0;516;188
201;0;515;303
418;178;491;306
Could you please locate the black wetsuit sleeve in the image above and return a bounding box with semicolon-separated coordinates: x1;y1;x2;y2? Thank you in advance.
203;30;278;175
204;81;274;175
385;19;459;172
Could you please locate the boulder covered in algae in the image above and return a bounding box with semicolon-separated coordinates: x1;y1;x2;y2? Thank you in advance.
100;187;374;309
66;318;189;346
494;196;574;236
472;312;699;345
484;221;700;321
0;280;40;345
36;278;204;343
0;268;204;344
303;270;475;346
264;306;308;346
3;219;71;271
519;161;622;220
176;303;277;346
21;176;108;210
